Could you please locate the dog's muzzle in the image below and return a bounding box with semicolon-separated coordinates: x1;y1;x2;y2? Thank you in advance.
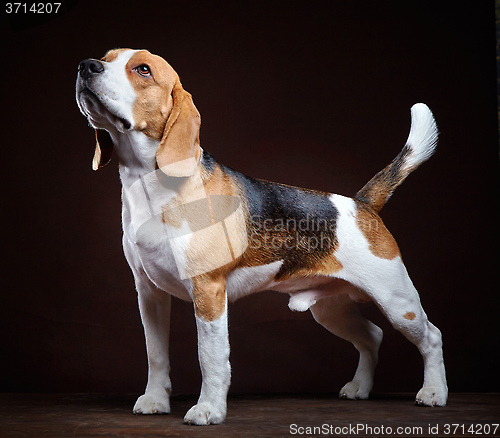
78;59;104;80
76;59;132;131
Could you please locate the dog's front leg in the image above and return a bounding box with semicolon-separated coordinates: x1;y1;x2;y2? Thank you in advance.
184;276;230;426
132;275;172;415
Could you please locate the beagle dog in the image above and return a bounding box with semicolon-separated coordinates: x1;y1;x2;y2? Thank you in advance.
76;48;447;425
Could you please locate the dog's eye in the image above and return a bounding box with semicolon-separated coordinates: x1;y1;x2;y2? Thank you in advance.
136;64;151;77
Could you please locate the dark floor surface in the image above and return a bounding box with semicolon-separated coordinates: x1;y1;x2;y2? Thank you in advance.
0;393;498;437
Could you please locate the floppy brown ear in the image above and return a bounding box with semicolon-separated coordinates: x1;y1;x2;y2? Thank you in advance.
156;81;201;177
92;129;113;170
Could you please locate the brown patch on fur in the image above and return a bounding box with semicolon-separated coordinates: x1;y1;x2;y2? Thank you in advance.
125;50;181;142
274;253;343;281
355;200;401;260
182;167;247;319
160;162;247;280
155;86;201;176
101;48;131;63
356;180;393;214
404;311;416;320
191;272;227;321
188;167;246;277
356;145;412;213
200;160;238;199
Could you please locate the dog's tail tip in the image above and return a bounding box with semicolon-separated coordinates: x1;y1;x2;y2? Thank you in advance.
404;103;438;172
355;103;438;213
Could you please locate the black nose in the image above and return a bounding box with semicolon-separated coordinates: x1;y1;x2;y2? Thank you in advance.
78;59;104;80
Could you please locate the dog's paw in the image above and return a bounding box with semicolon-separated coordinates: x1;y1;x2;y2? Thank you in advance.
339;381;370;400
184;402;226;425
415;387;447;407
133;392;170;414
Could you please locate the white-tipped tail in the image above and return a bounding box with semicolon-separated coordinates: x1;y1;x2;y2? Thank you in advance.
356;103;438;213
404;103;438;171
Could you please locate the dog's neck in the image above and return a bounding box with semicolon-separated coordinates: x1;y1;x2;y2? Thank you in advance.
107;130;159;188
111;129;206;212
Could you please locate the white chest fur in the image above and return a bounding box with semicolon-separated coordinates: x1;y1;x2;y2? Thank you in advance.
117;133;193;300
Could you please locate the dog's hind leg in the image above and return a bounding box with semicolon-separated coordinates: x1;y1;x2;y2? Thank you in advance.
359;258;448;406
310;292;383;400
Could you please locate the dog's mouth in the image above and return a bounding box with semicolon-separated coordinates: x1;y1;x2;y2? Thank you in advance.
119;117;131;130
77;87;132;133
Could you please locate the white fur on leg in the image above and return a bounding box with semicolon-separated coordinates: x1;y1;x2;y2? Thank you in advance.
415;322;448;406
310;294;383;401
330;194;447;406
184;307;231;425
130;275;172;415
339;320;383;400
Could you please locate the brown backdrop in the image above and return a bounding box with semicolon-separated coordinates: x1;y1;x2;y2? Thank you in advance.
1;1;498;396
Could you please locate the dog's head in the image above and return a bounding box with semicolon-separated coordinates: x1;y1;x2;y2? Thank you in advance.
76;49;200;176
